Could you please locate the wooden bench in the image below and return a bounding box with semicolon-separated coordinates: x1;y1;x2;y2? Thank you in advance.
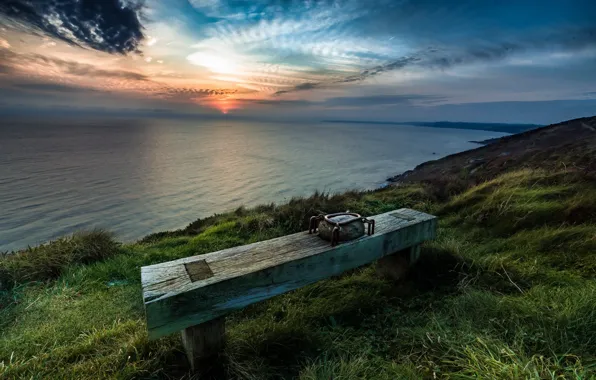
141;208;437;370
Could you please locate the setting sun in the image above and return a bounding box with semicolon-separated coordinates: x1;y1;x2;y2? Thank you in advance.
214;98;239;114
193;96;240;114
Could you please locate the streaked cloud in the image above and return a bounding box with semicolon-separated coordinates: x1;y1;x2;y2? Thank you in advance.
238;93;446;108
13;82;98;93
322;94;448;107
0;49;150;81
277;26;596;94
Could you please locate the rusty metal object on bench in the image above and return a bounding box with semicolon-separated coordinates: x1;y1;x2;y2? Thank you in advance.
308;212;375;246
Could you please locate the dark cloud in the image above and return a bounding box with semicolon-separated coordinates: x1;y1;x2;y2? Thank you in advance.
238;99;313;106
0;62;13;74
274;82;320;95
165;88;238;97
13;82;97;93
237;94;446;108
322;94;447;107
294;82;319;91
422;28;596;70
0;0;145;54
337;57;422;84
0;82;91;104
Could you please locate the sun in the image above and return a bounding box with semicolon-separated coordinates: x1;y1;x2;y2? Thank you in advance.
193;96;239;114
213;98;237;114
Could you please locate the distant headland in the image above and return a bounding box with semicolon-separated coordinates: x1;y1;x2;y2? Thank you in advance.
321;120;543;134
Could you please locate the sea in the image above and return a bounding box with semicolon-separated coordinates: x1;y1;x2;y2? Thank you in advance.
0;118;507;251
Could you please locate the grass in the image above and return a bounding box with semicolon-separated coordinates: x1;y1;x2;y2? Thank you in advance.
0;230;120;290
1;169;596;379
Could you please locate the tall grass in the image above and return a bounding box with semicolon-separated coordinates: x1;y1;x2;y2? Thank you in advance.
0;229;119;290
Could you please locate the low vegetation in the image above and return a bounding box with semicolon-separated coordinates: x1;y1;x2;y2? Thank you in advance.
1;168;595;379
0;230;119;290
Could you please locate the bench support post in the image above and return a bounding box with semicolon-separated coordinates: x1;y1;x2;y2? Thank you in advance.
180;317;226;372
376;244;420;281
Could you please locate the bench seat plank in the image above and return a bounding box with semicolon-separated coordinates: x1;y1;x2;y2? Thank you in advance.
142;208;436;339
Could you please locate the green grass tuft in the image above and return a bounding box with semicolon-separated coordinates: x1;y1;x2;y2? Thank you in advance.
0;230;120;290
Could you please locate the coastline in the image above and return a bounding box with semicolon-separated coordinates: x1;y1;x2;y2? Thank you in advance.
1;116;595;378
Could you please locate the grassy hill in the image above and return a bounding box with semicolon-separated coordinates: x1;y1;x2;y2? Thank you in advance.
387;116;596;188
1;116;595;379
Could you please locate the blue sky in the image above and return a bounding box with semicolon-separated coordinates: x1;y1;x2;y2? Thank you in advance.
0;0;595;123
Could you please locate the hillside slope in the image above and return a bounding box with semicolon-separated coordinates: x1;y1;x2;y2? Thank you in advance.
1;116;595;379
389;116;596;192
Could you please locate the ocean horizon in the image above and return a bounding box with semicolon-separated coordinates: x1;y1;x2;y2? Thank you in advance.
0;118;507;252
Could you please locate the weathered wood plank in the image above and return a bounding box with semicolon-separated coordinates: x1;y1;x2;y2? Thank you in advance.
142;208;436;339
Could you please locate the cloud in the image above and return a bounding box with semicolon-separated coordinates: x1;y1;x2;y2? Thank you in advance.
337;56;422;83
3;0;596;115
50;58;150;81
13;82;98;93
276;26;596;94
138;0;596;100
322;94;447;107
0;37;10;48
0;48;241;106
0;62;12;74
422;28;596;70
0;0;145;54
163;87;238;98
237;94;447;108
274;82;320;95
237;98;313;106
0;49;149;81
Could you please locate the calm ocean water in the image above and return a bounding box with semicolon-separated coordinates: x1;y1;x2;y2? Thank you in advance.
0;118;506;251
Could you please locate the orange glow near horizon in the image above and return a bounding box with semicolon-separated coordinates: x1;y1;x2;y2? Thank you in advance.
215;98;240;114
193;96;241;114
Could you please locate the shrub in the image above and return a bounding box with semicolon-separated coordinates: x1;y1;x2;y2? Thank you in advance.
0;229;119;289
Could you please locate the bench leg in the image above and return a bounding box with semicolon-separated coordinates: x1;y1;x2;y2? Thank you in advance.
181;317;226;372
376;245;420;281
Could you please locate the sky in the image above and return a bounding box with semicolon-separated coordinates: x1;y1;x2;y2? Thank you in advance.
0;0;595;124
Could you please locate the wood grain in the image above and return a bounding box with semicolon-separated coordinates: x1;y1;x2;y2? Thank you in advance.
142;208;437;339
